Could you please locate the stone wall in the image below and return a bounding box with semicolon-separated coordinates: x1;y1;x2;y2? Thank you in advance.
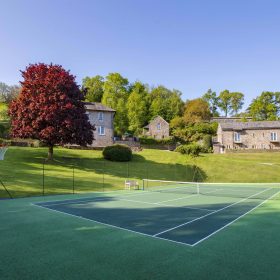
87;111;114;147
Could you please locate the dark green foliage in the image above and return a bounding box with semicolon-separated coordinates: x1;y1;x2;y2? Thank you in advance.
0;124;6;138
139;136;175;145
82;75;104;102
175;143;201;157
202;134;213;151
103;144;132;161
172;122;217;144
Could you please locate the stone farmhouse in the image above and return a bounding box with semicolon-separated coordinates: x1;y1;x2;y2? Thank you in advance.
143;116;170;139
84;102;115;147
213;121;280;154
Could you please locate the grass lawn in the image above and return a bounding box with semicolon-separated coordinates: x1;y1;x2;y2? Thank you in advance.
0;147;280;198
1;147;280;279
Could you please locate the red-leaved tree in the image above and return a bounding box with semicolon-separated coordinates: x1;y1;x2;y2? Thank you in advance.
9;63;94;159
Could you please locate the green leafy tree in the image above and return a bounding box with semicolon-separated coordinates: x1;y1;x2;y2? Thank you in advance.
149;86;184;122
202;89;219;116
247;91;278;120
82;75;104;102
231;92;244;116
102;73;129;135
183;98;211;124
127;81;149;134
218;90;232;117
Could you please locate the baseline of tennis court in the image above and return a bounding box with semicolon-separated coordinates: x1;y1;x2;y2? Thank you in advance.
33;184;280;246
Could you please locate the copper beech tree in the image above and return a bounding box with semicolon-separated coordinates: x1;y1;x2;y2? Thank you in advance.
9;63;94;160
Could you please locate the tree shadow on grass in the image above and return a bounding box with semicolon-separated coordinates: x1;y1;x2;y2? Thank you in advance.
0;147;208;198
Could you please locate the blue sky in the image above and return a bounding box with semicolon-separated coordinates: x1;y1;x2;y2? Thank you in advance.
1;0;280;108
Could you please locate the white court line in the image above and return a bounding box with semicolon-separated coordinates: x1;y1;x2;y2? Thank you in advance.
33;190;157;207
31;188;279;247
191;190;280;246
120;198;214;212
153;188;272;237
31;203;193;247
157;189;222;204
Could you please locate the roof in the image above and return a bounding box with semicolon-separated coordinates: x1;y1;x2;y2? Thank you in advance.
211;117;253;123
84;102;116;112
220;121;280;131
150;116;169;125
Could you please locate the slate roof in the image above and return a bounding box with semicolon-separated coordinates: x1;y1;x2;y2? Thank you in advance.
84;102;116;112
220;121;280;131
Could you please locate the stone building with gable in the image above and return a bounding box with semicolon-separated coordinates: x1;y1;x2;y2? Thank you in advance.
84;102;116;147
213;121;280;153
143;116;170;139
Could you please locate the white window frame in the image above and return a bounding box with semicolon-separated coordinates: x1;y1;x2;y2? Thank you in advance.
157;123;161;130
234;132;241;142
98;112;104;122
98;126;105;136
271;132;277;141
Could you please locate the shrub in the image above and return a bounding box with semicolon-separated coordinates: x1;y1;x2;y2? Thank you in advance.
139;136;175;145
103;144;132;162
202;134;213;151
175;143;201;157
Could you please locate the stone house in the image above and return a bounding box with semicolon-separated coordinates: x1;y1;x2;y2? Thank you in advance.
143;116;170;139
213;121;280;153
84;102;115;147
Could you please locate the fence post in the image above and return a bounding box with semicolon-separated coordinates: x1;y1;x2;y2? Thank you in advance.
102;161;105;192
42;160;45;196
72;165;75;194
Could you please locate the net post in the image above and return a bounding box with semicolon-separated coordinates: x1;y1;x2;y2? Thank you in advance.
142;179;145;190
72;164;75;194
197;182;200;195
0;179;12;199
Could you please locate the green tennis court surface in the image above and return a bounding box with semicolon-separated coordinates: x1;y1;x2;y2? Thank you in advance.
34;182;280;246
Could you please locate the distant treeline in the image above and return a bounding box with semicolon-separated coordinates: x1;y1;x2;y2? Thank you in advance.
1;72;280;138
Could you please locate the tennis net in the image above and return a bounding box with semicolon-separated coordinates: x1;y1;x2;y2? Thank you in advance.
142;179;280;200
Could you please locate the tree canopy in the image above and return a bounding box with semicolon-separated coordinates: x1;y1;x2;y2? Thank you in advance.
183;98;211;124
247;91;279;120
9;63;94;159
0;82;20;104
82;75;104;102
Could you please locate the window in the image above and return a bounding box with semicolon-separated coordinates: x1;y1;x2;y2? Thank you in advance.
271;132;277;141
98;112;104;121
234;132;241;142
98;126;105;136
157;123;161;130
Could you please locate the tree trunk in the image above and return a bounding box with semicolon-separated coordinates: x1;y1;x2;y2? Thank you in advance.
48;146;54;161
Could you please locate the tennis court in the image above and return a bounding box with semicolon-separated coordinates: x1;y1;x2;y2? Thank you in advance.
33;180;280;246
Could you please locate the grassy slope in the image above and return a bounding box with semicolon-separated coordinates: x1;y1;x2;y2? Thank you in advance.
1;147;280;198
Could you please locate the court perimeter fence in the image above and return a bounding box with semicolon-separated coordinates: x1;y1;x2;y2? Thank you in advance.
0;158;206;199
